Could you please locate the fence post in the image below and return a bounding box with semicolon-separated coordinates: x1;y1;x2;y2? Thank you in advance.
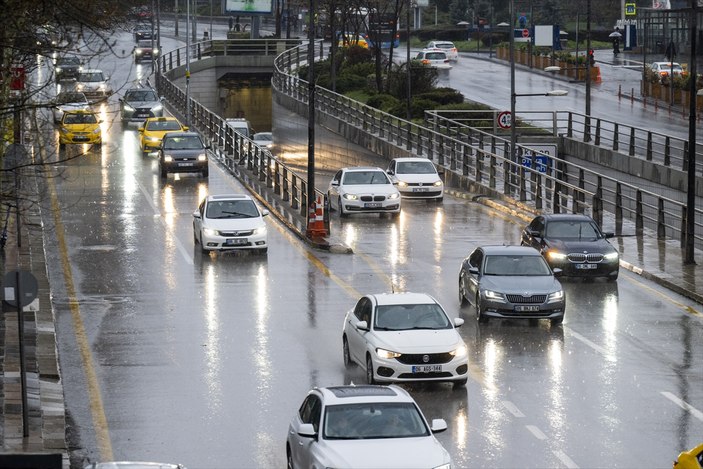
664;136;671;166
592;176;603;226
594;119;601;146
629;127;636;157
680;206;687;249
613;123;619;152
636;190;644;235
567;112;573;138
646;131;653;161
657;198;666;239
577;168;585;213
615;182;623;234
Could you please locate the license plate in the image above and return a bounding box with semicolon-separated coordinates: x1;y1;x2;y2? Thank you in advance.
412;365;442;373
135;113;149;117
412;187;429;192
364;202;381;208
178;162;194;167
74;137;89;142
575;263;597;269
515;305;540;312
225;238;247;245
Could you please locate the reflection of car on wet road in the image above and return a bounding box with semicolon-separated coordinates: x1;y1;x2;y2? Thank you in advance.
458;245;566;325
193;194;269;254
521;213;620;281
286;385;451;469
327;167;401;218
342;292;468;387
386;157;443;200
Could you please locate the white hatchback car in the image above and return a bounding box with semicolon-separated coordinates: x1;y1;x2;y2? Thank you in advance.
287;385;451;469
415;49;452;70
75;69;112;101
328;167;401;218
52;91;90;123
193;194;269;254
426;40;459;61
387;157;444;201
343;292;468;387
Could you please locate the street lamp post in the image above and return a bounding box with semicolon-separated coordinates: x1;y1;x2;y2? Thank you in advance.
685;0;698;264
406;0;412;121
585;0;592;141
185;0;191;126
508;0;516;194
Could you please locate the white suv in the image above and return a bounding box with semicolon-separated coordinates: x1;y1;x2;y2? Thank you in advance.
426;40;459;61
415;49;452;69
287;385;451;469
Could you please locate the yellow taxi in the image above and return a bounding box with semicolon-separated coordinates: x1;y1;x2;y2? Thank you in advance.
138;116;188;153
338;33;369;49
58;110;102;148
674;443;703;469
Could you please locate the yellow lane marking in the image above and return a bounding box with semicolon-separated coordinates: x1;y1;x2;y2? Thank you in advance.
48;176;113;460
624;274;703;317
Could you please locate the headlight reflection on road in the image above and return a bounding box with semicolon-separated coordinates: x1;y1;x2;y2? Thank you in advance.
433;210;443;263
481;339;506;452
203;264;223;412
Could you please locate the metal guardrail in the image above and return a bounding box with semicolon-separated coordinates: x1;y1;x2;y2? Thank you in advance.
271;44;703;248
155;39;326;224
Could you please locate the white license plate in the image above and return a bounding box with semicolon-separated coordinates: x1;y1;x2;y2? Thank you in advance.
412;365;442;373
515;305;540;312
412;187;429;192
225;238;247;245
364;202;381;208
575;264;597;269
178;162;194;167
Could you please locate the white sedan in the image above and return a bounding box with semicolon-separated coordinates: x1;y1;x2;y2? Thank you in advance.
426;40;459;61
343;292;469;387
52;91;90;123
287;384;451;469
193;194;269;254
387;157;444;201
328;167;401;218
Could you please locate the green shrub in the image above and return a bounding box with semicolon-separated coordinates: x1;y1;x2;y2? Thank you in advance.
335;73;368;93
367;93;400;112
415;87;464;105
341;62;375;77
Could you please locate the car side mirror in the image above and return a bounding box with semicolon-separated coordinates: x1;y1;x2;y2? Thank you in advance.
118;98;124;103
453;318;464;328
552;268;563;277
193;211;201;219
330;180;339;187
469;267;480;276
430;419;447;434
261;209;270;217
436;167;445;175
603;232;615;239
387;169;394;175
354;320;368;331
297;423;317;438
138;127;145;133
183;126;190;131
528;229;541;237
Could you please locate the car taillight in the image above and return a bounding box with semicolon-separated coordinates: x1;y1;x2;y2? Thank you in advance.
452;48;457;52
421;59;429;64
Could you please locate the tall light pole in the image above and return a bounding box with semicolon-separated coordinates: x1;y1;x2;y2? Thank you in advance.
306;0;317;237
406;0;412;121
685;0;698;264
185;0;191;126
585;0;591;141
508;0;516;193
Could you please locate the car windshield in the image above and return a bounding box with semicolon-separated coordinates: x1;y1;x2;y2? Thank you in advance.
206;200;259;219
57;93;87;104
434;43;453;49
483;255;552;276
374;303;452;331
323;403;429;440
137;41;152;48
64;113;97;124
342;171;389;185
425;52;446;60
254;133;272;142
57;57;80;65
396;160;436;174
126;90;158;101
163;136;203;150
79;73;104;82
146;120;182;131
545;220;600;240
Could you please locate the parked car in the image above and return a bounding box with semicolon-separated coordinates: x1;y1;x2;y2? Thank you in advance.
520;213;620;281
133;39;158;63
343;292;468;387
75;69;112;101
157;131;209;179
138;117;188;153
54;55;82;81
193;194;269;254
674;442;703;469
386;157;443;201
119;87;163;124
327;167;401;218
650;61;686;83
287;385;451;469
458;245;566;325
415;49;451;69
426;40;458;61
58;110;102;149
52;91;90;123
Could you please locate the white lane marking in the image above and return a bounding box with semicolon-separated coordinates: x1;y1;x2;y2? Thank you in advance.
137;178;193;266
553;450;580;469
661;392;703;422
526;425;547;440
567;329;614;361
502;400;525;418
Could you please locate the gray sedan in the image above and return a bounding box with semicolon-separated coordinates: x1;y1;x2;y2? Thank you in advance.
458;245;566;325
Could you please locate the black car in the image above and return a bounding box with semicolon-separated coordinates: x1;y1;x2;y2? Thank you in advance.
55;56;82;81
158;132;209;179
133;40;157;63
521;214;620;281
134;25;154;41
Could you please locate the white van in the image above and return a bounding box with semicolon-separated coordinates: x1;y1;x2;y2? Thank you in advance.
225;118;251;138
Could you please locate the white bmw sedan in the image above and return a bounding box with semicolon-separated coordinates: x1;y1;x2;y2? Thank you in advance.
327;167;401;218
342;292;468;387
287;385;451;469
193;194;269;254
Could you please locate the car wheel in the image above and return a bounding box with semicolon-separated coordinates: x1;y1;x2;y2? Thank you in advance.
550;315;564;326
339;197;348;218
607;271;619;282
160;165;167;180
365;355;376;384
343;336;354;368
458;273;468;306
476;294;488;324
286;445;294;469
453;378;468;388
327;193;335;211
199;232;208;253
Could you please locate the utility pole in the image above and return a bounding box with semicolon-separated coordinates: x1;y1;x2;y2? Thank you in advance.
685;0;698;264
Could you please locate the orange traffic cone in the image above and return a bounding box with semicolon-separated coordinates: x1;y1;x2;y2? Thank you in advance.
594;66;602;84
306;196;328;238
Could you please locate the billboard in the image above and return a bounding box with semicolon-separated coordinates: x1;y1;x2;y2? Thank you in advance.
226;0;273;14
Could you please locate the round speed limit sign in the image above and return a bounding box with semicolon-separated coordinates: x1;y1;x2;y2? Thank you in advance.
497;111;512;129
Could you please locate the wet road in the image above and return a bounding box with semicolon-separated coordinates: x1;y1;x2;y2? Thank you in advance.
39;28;703;469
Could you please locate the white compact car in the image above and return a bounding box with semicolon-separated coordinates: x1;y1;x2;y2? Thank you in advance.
287;385;452;469
343;292;468;387
52;91;90;123
387;157;444;201
426;40;459;61
193;194;269;254
75;69;112;101
327;167;401;218
415;49;452;69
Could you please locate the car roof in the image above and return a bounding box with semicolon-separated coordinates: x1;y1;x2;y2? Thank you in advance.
369;292;438;306
146;116;178;122
392;157;434;163
64;110;96;115
342;166;385;172
162;131;200;138
479;245;542;256
429;41;454;45
316;385;413;405
206;194;252;202
541;213;596;223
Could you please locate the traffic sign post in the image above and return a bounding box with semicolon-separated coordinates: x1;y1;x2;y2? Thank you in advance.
519;144;557;173
497;110;512;129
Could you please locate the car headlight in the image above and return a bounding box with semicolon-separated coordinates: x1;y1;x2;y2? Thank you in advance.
253;226;267;235
604;251;619;261
546;250;567;261
163;155;173;162
146;136;161;142
547;290;564;303
342;193;358;200
376;348;401;359
153;48;159;54
387;192;400;200
92;128;100;134
56;67;63;73
76;84;83;91
449;344;467;357
433;180;443;187
197;153;208;161
483;290;506;302
153;104;163;112
123;104;135;112
397;181;408;187
60;127;70;134
136;49;144;54
203;228;218;236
